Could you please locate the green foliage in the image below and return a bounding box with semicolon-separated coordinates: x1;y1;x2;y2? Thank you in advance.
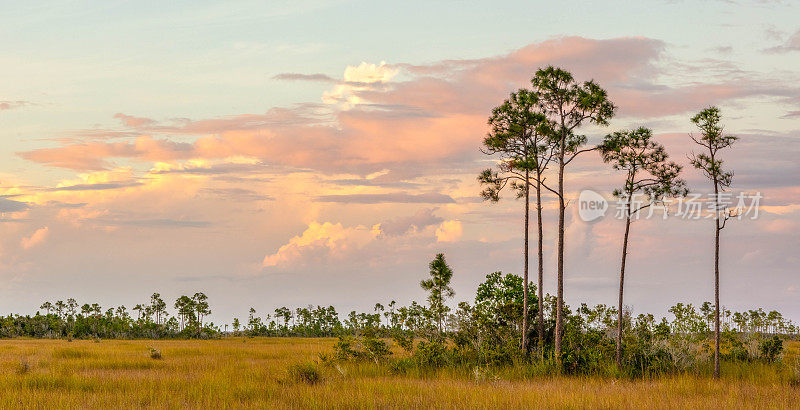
600;127;687;207
759;336;783;362
560;322;615;376
475;272;536;328
332;335;392;363
421;254;455;336
530;66;616;149
689;107;737;189
412;340;450;369
454;272;540;365
479;88;550;201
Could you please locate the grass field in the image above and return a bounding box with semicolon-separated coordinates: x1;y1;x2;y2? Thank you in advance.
1;337;799;408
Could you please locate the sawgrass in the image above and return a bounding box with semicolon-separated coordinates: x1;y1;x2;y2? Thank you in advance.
1;337;798;408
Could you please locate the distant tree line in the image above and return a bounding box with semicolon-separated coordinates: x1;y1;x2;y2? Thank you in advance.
1;293;216;339
3;282;793;343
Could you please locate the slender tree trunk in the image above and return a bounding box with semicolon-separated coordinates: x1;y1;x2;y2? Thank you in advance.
522;167;530;355
714;180;721;379
536;176;545;361
616;215;631;367
555;135;565;365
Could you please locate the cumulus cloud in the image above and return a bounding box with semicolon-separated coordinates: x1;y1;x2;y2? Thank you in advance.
323;61;399;107
263;211;456;267
262;221;381;267
21;227;49;249
435;220;463;242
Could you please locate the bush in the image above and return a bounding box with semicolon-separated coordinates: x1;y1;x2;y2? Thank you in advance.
561;329;615;375
622;340;674;377
362;338;392;363
287;363;322;385
413;340;449;369
726;345;750;362
759;336;783;362
333;336;357;360
333;335;392;363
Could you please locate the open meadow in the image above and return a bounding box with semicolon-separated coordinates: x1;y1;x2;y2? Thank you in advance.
1;337;799;409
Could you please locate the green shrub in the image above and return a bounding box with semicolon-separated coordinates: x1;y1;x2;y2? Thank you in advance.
759;336;783;362
726;345;750;362
622;340;675;377
413;340;449;368
362;338;392;363
333;335;392;363
333;336;357;360
561;329;615;375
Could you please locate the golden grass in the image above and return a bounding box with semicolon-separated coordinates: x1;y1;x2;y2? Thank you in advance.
0;337;798;409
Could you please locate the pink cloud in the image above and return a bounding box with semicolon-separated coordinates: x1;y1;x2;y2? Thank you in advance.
17;36;799;174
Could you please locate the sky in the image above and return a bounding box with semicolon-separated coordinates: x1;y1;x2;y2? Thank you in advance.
1;0;799;325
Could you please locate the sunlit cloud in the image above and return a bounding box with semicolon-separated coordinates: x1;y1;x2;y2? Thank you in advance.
322;61;399;108
21;227;49;249
435;220;463;242
262;221;381;267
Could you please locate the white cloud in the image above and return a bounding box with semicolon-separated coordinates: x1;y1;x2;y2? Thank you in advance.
343;61;397;84
323;61;398;108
